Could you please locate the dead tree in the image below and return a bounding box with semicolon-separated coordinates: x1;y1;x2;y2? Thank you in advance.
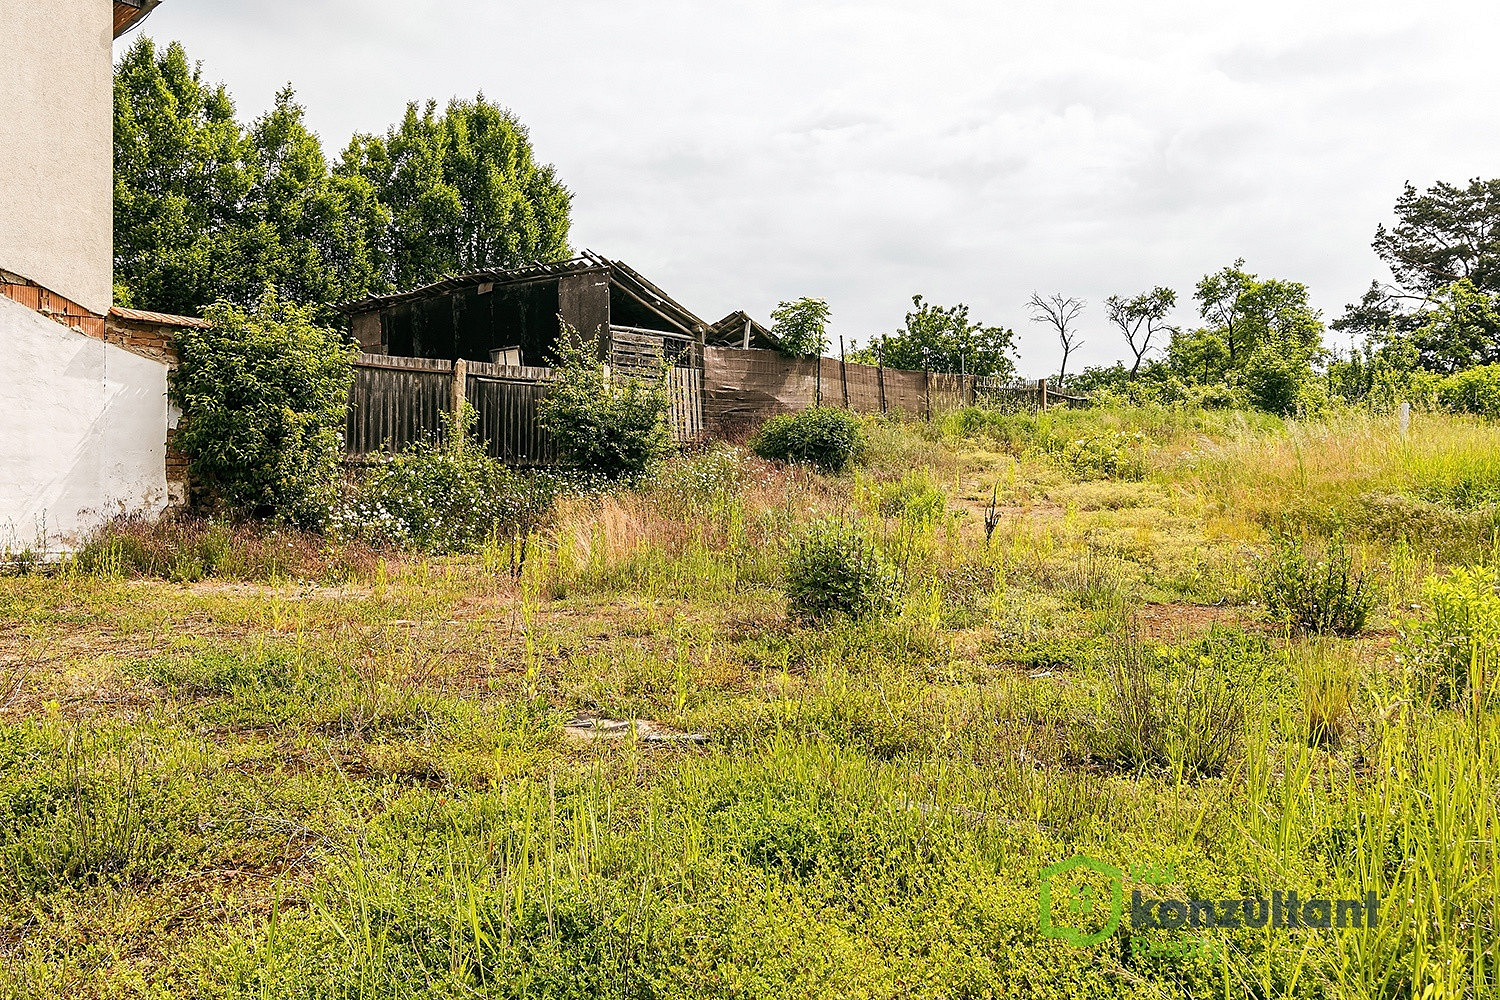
1027;292;1086;389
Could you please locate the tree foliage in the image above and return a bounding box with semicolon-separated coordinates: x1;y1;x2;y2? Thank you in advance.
338;96;572;291
1374;179;1500;297
1105;287;1176;376
1077;262;1329;414
1337;179;1500;372
114;38;254;315
170;292;354;527
114;39;570;319
1410;279;1500;374
857;296;1017;380
769;297;831;357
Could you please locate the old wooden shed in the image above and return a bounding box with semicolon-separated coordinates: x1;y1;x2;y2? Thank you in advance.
338;253;721;462
340;252;711;371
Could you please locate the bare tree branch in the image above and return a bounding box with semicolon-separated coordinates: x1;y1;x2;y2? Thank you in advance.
1027;292;1085;388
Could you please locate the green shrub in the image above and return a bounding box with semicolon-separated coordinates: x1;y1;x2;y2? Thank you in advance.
344;408;565;555
1241;343;1318;415
1437;364;1500;419
171;292;354;527
538;337;673;478
869;469;946;520
1053;431;1148;481
769;297;831;357
1397;565;1500;707
1258;534;1376;636
1080;631;1248;778
752;407;866;473
785;520;902;622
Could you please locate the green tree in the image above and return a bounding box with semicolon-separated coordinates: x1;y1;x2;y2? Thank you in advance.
857;296;1017;379
1337;179;1500;369
1410;279;1500;373
339;96;572;290
1182;261;1323;381
1193;261;1259;366
1105;287;1176;376
170;292;354;527
238;87;390;319
114;37;253;316
114;39;389;319
116;41;569;318
1373;179;1500;297
1164;325;1231;386
770;297;831;356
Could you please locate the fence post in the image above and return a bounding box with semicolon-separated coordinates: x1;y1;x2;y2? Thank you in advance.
815;353;822;408
877;344;887;414
450;358;468;448
839;336;850;408
923;352;932;421
1038;377;1048;412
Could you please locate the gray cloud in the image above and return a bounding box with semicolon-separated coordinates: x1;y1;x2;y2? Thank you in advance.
122;0;1500;372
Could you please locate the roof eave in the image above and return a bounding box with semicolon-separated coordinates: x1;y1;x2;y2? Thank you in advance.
114;0;163;39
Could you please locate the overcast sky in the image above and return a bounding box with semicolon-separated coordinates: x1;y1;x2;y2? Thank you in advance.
120;1;1500;374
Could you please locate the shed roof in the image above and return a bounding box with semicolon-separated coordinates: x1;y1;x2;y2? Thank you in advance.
708;310;781;350
339;250;711;336
108;305;210;329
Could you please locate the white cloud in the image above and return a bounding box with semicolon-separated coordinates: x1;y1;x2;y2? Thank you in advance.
123;0;1500;372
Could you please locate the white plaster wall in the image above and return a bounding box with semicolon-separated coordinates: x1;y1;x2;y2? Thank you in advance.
0;0;115;314
0;296;168;552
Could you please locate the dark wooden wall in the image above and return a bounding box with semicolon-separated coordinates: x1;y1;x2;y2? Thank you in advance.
558;272;611;352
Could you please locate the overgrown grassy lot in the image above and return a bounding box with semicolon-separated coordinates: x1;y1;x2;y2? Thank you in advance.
2;406;1497;999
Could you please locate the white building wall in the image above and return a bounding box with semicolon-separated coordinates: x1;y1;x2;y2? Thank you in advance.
0;0;115;314
0;296;169;552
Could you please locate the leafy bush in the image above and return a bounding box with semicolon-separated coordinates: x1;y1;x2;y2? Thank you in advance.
752;407;866;473
1240;343;1318;415
1397;565;1500;707
1437;364;1500;419
1258;534;1376;636
171;292;354;527
785;520;902;622
343;407;565;555
538;338;672;478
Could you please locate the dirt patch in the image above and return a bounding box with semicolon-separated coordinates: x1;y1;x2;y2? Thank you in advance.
1135;602;1249;642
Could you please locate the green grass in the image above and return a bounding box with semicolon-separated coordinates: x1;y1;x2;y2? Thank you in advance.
1;406;1498;998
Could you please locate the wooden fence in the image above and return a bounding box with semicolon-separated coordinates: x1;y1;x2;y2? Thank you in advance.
347;343;1086;467
346;333;705;465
